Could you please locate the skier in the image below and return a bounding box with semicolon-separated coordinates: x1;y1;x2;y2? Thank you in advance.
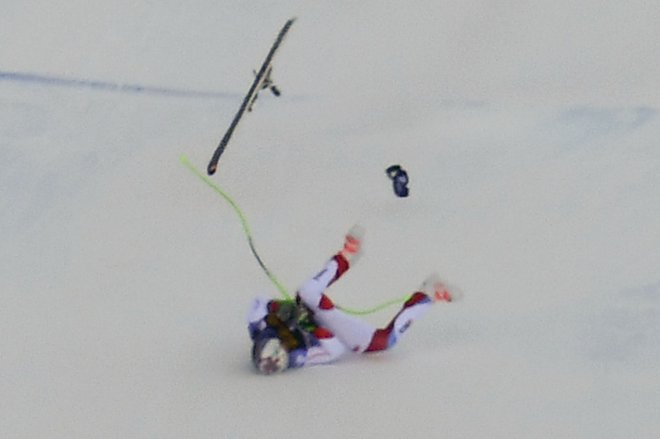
247;225;459;374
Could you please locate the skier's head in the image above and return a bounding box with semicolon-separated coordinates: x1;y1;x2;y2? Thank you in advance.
252;333;289;375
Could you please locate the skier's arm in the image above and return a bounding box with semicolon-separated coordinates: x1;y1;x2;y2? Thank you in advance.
247;296;270;340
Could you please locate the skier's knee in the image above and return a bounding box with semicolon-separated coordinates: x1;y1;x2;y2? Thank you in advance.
297;280;324;307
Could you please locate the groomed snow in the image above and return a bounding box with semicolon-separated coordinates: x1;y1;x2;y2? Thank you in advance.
2;2;659;438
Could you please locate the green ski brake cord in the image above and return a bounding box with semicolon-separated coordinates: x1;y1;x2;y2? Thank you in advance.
180;155;407;315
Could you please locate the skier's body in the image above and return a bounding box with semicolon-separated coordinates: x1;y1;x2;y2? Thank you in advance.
247;225;457;374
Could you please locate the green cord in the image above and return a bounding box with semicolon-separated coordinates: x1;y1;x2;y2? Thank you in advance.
334;295;410;316
180;154;406;315
180;155;291;301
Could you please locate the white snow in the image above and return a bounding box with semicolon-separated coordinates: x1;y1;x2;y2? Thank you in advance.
2;1;659;438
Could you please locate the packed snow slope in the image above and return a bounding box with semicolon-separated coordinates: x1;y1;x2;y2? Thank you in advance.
2;1;659;438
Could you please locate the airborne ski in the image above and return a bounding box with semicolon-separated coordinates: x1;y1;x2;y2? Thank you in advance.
207;17;296;175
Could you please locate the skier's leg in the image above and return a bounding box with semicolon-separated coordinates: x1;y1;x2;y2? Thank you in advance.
298;225;441;354
299;285;434;354
297;244;377;353
300;273;450;354
295;224;365;303
364;273;457;352
304;327;348;365
363;292;433;352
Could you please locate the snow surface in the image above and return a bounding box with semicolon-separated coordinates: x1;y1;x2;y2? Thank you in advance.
2;1;660;438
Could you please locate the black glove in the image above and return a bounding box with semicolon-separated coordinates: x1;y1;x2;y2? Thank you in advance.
386;164;409;197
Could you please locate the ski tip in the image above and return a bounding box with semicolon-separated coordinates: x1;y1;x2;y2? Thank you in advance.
207;163;217;175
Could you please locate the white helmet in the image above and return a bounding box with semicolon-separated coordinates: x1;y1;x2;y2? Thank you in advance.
252;335;289;375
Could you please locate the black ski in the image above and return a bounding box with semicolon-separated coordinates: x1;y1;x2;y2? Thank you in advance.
207;17;296;175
